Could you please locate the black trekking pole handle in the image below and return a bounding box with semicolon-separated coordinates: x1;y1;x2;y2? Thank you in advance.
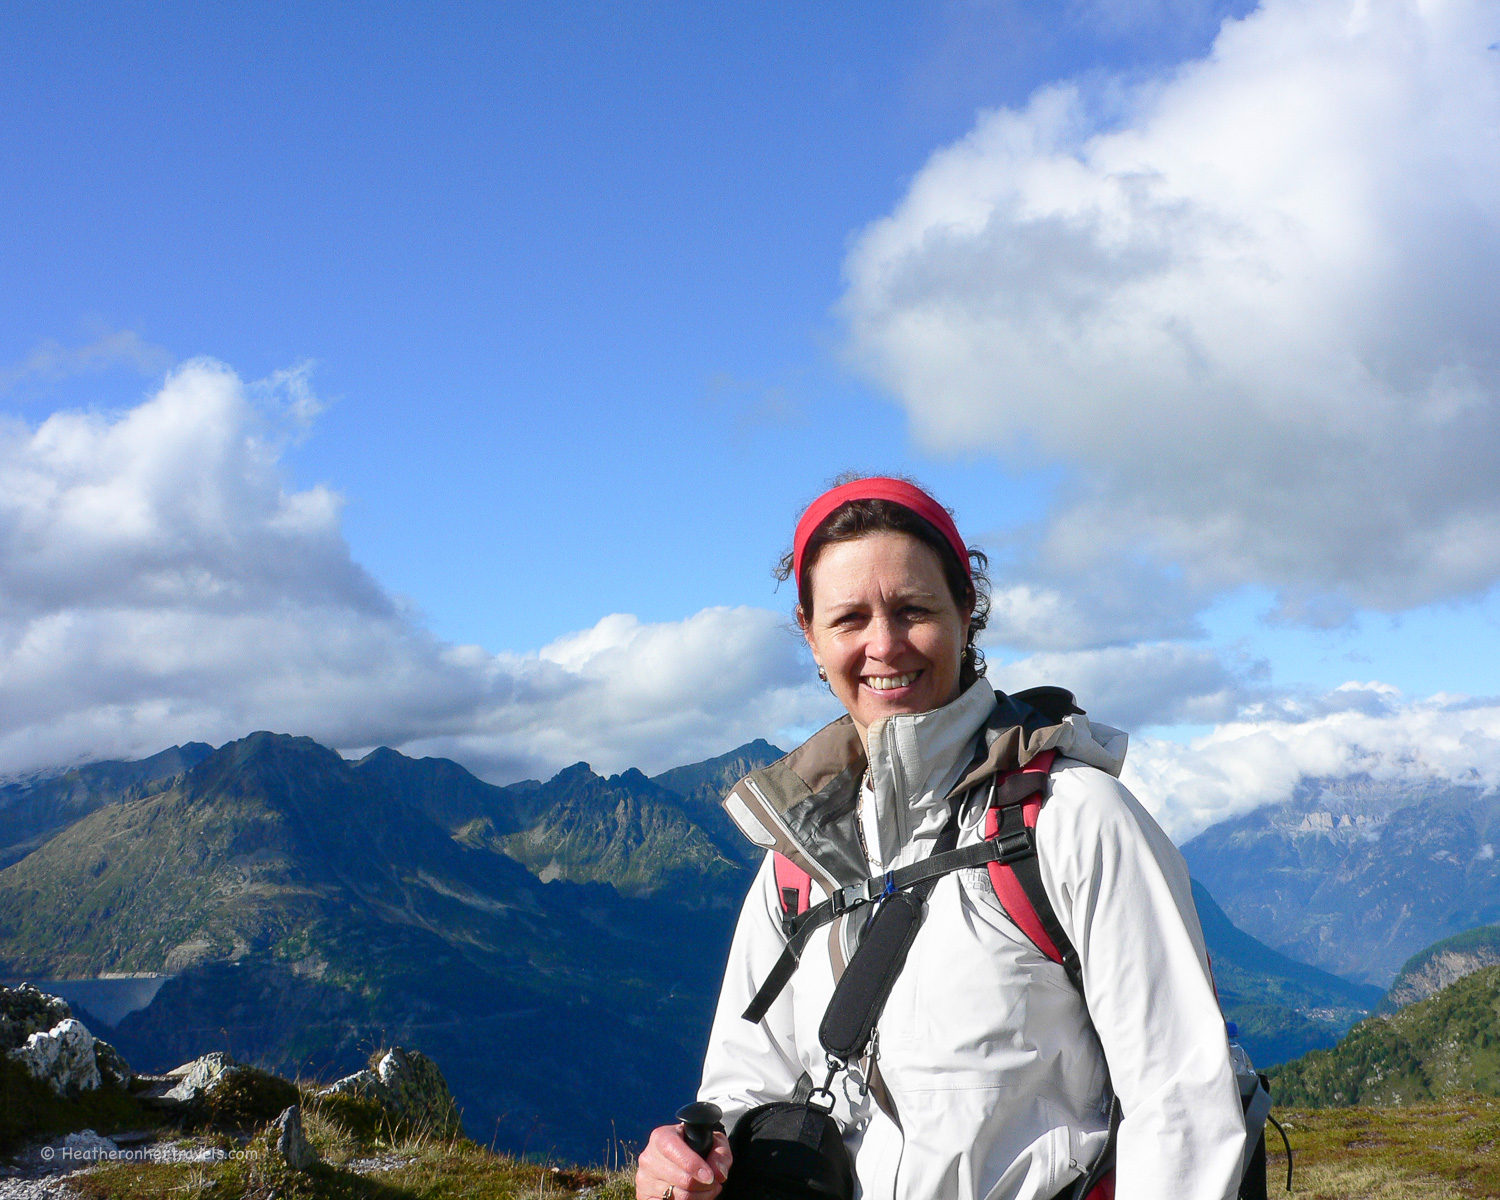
676;1101;723;1159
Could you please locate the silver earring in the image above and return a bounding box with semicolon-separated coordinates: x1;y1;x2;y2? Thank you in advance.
817;666;827;682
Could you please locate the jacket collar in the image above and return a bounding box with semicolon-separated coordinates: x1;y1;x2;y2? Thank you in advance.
863;678;997;867
722;682;1075;894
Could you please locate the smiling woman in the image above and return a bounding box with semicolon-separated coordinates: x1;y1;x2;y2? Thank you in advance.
633;476;1250;1200
800;529;970;732
780;474;990;738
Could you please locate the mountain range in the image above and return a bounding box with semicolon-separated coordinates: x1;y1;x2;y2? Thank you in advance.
1181;774;1500;986
0;733;779;1161
0;743;213;870
3;733;1497;1156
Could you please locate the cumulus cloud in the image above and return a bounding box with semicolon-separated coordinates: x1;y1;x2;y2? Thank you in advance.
1123;686;1500;839
0;360;831;782
844;0;1500;628
406;608;835;780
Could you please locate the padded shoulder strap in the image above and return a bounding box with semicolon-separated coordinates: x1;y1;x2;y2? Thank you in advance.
984;750;1084;994
772;853;812;937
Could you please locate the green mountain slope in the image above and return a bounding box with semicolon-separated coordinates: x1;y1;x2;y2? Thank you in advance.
1383;923;1500;1012
0;743;213;868
501;763;751;896
1192;880;1383;1066
0;733;751;1160
1269;964;1500;1106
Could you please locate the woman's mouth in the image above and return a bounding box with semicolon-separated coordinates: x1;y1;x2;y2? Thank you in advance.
864;671;921;692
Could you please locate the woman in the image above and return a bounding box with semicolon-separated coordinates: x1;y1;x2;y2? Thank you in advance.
636;477;1246;1200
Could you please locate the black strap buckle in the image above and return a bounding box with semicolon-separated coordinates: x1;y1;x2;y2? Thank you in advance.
995;827;1035;860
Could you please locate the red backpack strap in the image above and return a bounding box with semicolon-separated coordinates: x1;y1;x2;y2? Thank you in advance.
772;852;811;937
987;746;1119;1200
983;749;1084;993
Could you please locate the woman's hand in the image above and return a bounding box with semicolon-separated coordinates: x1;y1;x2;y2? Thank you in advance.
635;1123;732;1200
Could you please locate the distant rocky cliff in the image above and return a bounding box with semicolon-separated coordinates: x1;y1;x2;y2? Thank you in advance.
1382;924;1500;1011
1182;774;1500;986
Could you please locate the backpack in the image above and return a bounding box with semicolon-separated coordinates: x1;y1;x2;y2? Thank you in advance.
742;688;1282;1200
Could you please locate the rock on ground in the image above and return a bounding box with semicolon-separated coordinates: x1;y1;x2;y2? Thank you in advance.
90;1039;130;1088
0;1179;82;1199
58;1131;116;1158
161;1051;238;1103
320;1047;460;1135
272;1105;319;1172
1;984;131;1093
8;1020;100;1096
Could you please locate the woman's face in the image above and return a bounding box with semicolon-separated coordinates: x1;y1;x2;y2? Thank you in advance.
801;531;971;743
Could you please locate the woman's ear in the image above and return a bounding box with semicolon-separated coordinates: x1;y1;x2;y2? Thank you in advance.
798;606;822;668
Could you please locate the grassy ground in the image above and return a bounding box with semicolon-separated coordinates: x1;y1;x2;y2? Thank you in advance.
1268;1094;1500;1199
59;1091;636;1200
32;1090;1500;1199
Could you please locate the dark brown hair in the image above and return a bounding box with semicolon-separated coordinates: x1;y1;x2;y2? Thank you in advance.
776;475;991;688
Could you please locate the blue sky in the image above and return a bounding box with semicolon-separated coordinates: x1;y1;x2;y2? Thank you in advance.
2;0;1498;838
1;0;1249;647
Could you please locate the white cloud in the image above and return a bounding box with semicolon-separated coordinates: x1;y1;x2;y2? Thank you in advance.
409;609;835;780
988;640;1264;730
0;361;831;782
845;0;1500;625
1123;687;1500;840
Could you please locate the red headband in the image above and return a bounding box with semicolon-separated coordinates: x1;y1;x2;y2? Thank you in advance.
792;478;971;586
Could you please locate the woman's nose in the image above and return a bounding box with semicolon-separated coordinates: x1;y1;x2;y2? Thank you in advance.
864;614;905;660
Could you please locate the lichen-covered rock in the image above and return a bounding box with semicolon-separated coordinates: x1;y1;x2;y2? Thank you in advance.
8;1018;101;1096
273;1104;320;1171
162;1051;238;1104
321;1047;459;1135
0;983;73;1052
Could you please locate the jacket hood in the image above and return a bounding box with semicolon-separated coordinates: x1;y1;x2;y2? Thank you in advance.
722;684;1128;896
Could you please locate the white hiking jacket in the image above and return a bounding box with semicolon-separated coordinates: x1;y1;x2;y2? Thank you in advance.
700;680;1246;1200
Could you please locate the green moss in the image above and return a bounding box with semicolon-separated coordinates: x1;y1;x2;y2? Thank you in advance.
184;1066;301;1133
